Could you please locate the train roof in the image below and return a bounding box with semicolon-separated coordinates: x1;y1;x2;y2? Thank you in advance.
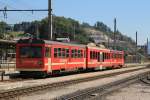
17;39;124;53
17;38;86;48
87;46;123;53
87;46;110;51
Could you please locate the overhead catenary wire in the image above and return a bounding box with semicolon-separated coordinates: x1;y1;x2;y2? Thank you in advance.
2;0;48;21
0;9;48;12
0;0;48;21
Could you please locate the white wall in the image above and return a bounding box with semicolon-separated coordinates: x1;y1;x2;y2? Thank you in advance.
148;42;150;55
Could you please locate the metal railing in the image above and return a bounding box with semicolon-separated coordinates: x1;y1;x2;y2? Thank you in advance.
0;59;16;71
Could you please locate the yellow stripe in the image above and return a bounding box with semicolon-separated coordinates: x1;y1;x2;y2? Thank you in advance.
51;63;65;65
16;68;43;71
68;62;85;64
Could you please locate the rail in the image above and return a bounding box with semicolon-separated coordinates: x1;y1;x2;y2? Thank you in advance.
56;72;150;100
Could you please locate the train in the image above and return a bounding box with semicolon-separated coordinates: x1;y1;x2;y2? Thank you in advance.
16;38;124;77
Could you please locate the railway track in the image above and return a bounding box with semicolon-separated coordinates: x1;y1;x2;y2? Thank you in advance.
0;66;148;99
140;75;150;85
56;72;149;100
1;63;148;83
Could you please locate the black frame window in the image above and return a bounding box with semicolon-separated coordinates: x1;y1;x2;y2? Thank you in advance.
45;47;51;57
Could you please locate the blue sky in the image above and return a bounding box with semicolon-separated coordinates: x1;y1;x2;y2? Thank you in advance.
0;0;150;45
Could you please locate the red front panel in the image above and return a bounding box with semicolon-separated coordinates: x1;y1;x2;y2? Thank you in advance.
16;44;45;71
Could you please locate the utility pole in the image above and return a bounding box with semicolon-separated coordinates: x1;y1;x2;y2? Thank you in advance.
147;38;149;55
147;38;149;47
107;37;110;48
48;0;53;40
114;18;117;50
136;31;138;48
36;23;39;39
135;31;138;63
73;23;76;40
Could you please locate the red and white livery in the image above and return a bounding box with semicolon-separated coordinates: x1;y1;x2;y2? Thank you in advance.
16;38;124;76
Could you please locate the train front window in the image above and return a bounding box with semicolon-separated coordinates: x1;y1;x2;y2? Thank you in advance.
20;46;42;58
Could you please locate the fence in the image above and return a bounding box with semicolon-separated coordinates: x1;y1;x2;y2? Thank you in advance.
0;59;16;71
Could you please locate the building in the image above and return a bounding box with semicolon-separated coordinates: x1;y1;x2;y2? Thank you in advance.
147;41;150;55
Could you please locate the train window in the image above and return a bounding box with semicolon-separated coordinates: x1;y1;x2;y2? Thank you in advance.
107;53;109;59
92;51;94;59
119;54;122;59
98;52;100;62
81;50;83;58
62;48;65;58
66;49;69;58
93;51;94;59
71;49;75;58
93;51;95;59
113;53;115;58
103;53;105;60
84;50;86;58
105;53;107;59
106;53;107;59
75;49;77;58
77;50;81;58
95;52;97;59
45;47;51;57
20;46;42;58
93;52;95;59
90;51;92;59
102;53;104;62
58;48;61;57
108;53;110;59
78;50;80;58
54;48;57;57
117;54;119;58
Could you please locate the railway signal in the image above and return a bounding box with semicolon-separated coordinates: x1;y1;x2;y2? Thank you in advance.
114;18;117;50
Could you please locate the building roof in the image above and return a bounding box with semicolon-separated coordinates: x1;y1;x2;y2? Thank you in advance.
0;39;16;44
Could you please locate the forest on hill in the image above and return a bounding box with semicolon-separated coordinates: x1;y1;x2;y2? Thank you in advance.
0;16;136;47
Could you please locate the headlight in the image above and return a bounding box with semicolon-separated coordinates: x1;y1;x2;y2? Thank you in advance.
37;61;43;65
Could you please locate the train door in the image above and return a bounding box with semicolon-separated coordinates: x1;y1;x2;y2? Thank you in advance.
44;47;51;73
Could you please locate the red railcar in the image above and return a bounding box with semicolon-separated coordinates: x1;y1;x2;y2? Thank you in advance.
16;38;86;76
16;38;124;77
86;46;124;70
86;46;105;70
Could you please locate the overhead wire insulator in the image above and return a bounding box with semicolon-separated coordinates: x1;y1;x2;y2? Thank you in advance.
3;6;7;19
32;10;34;14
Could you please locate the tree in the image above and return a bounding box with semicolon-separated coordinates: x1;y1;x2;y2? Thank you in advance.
0;21;10;39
